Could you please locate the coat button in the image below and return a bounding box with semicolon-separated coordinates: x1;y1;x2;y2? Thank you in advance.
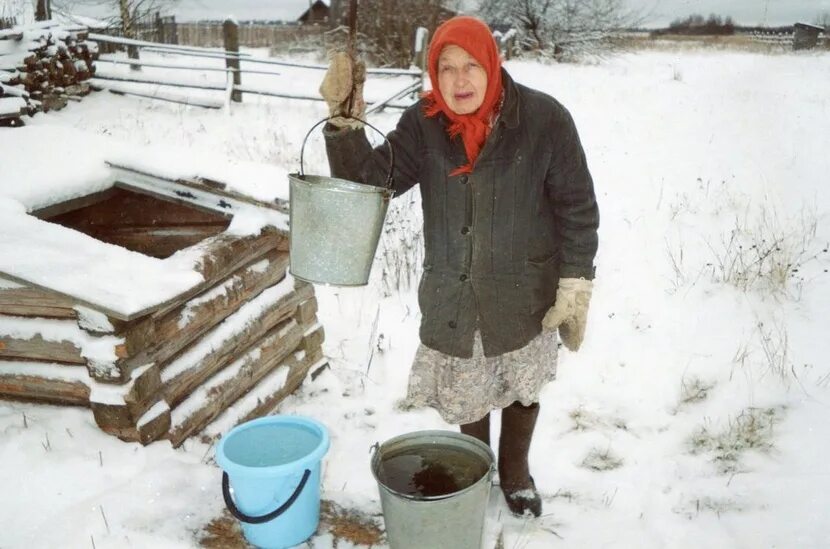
448;320;457;329
459;274;468;281
460;175;468;184
460;226;470;235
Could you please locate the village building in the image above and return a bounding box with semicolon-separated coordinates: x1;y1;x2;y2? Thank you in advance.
793;22;824;50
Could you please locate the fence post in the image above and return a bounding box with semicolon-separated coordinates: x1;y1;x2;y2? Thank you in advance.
170;16;179;45
35;0;48;21
413;26;429;73
223;18;242;103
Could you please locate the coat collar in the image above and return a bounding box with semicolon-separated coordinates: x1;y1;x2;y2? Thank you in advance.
498;68;520;129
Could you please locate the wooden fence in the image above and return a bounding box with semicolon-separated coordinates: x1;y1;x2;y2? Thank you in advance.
747;31;827;48
86;25;423;112
176;23;323;49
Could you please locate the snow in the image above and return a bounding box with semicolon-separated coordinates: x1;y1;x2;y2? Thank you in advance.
162;273;297;384
137;400;171;429
1;46;829;548
0;316;123;364
0;119;293;318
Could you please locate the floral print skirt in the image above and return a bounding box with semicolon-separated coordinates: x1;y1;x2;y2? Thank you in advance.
404;329;558;425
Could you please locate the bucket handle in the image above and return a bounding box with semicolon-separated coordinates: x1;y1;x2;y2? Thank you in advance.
222;469;311;524
299;116;395;189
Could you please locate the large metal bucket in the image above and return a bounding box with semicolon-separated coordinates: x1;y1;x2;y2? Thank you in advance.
371;430;495;549
289;117;394;286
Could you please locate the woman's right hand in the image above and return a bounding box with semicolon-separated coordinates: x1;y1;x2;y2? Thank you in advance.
319;51;366;129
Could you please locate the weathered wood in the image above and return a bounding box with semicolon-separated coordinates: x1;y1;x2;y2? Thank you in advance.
0;335;84;364
30;187;119;219
222;346;326;439
115;251;290;380
295;295;319;325
299;324;325;355
193;228;286;283
81;225;229;260
41;186;230;228
107;162;288;214
168;316;305;446
0;286;77;319
163;280;313;408
91;71;228;91
90;364;164;439
223;19;241;102
0;371;89;405
137;403;171;444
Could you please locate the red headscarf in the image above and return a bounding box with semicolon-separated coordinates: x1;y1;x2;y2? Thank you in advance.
423;16;503;175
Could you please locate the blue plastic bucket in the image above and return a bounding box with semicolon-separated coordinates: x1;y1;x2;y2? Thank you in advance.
215;415;330;549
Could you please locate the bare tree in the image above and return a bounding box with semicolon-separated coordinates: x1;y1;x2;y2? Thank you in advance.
815;11;830;30
53;0;176;61
332;0;454;67
479;0;641;56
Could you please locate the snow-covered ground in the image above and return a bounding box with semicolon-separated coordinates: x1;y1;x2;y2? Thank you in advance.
1;47;829;548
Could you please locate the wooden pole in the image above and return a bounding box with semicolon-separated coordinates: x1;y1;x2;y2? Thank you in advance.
35;0;48;21
223;19;241;102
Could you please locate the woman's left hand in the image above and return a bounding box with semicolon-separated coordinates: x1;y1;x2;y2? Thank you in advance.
542;278;593;351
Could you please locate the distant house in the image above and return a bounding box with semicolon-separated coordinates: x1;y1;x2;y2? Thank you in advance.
793;22;823;50
298;0;330;25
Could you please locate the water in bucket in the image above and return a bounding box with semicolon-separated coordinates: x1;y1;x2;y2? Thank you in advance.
371;430;494;549
216;416;330;549
376;443;490;498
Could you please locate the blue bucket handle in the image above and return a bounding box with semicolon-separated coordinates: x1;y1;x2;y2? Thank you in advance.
298;116;395;189
222;469;311;524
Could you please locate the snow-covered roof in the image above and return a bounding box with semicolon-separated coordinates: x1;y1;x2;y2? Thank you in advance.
0;124;290;319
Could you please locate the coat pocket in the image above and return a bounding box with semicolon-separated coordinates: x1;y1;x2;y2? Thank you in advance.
526;253;560;315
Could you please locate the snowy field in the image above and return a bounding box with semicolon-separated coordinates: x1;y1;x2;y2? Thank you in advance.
1;47;829;548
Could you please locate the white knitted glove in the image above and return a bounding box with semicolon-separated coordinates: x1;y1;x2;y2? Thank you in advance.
542;278;593;352
319;50;366;129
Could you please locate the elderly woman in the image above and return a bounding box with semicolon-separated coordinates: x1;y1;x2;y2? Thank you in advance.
319;16;599;517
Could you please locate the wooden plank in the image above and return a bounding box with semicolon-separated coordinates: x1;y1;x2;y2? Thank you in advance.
163;280;314;408
192;229;287;283
90;83;225;110
116;251;290;379
0;372;89;405
295;295;318;325
107;162;288;214
92;71;228;91
30;188;119;219
0;335;85;364
0;286;77;319
168;317;305;446
201;347;326;444
92;226;229;259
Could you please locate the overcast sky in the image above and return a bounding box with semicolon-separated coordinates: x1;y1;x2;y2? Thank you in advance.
76;0;830;28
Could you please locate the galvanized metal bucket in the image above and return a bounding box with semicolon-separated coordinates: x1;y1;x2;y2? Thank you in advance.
371;430;495;549
288;117;394;286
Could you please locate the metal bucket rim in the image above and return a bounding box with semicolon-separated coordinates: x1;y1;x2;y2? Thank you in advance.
370;429;495;502
289;173;392;195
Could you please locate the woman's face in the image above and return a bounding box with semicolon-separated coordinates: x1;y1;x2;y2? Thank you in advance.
437;45;488;115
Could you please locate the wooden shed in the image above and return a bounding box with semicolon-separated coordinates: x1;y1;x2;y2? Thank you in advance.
793;22;823;50
298;0;330;25
0;141;326;446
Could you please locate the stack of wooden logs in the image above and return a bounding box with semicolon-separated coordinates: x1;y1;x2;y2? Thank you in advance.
0;21;97;125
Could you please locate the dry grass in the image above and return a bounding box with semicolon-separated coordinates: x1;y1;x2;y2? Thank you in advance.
199;500;385;548
688;406;784;474
615;33;795;54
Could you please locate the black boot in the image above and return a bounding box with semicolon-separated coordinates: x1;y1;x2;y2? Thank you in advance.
499;401;542;517
460;412;490;447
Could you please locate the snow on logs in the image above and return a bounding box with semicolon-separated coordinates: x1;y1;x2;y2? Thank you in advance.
0;180;325;446
0;21;97;125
